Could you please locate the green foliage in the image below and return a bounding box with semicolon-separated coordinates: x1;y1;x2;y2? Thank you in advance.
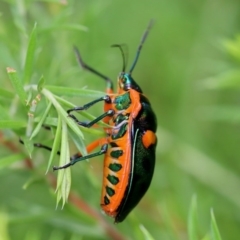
23;22;37;85
7;67;27;105
139;224;155;240
188;195;198;240
0;0;240;239
211;209;222;240
187;196;222;240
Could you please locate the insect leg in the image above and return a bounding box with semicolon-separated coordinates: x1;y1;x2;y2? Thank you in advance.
19;139;60;155
67;95;112;127
69;109;114;128
74;46;113;93
67;95;111;115
53;143;108;170
20;137;108;170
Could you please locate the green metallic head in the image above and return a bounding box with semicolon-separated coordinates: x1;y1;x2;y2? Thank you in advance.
118;72;143;93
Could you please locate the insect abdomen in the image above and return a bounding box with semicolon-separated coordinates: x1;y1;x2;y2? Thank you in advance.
115;97;157;222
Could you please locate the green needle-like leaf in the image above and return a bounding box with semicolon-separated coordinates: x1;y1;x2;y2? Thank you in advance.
20;136;34;158
56;119;71;207
37;75;45;92
0;120;26;129
139;224;155;240
6;67;27;105
42;88;84;140
68;128;87;157
30;102;52;140
23;23;37;84
46;116;61;173
46;85;105;98
188;195;199;240
211;209;222;240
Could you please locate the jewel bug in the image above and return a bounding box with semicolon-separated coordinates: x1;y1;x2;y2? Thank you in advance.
52;20;157;222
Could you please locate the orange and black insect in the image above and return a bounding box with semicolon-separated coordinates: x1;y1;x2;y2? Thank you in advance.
51;20;158;222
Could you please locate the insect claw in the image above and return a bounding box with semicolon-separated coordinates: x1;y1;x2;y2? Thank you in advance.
53;166;59;171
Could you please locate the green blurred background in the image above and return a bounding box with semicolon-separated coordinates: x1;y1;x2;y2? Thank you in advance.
0;0;240;239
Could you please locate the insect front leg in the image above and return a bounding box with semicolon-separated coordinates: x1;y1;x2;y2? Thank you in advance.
69;109;114;128
67;95;114;128
67;95;111;115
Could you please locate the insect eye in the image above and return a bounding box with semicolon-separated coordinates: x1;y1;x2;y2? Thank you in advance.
122;76;127;83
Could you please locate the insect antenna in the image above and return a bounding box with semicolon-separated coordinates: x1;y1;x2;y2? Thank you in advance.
73;46;113;90
111;44;128;72
129;20;154;75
